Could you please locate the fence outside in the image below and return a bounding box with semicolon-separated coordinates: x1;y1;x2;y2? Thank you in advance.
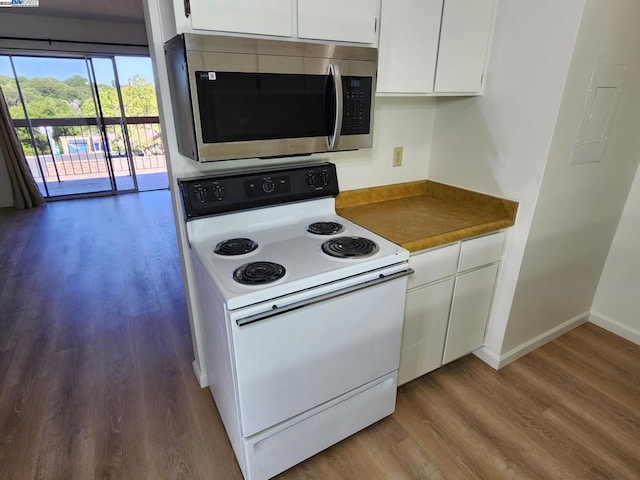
13;116;167;194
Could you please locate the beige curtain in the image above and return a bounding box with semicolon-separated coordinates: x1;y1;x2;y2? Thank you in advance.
0;87;45;209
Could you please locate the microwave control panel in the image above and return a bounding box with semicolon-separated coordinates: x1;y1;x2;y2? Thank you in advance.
341;76;372;136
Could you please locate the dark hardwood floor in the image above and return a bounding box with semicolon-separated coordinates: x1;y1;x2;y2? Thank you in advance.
0;191;638;480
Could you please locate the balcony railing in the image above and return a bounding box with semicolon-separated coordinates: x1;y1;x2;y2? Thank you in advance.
12;116;167;196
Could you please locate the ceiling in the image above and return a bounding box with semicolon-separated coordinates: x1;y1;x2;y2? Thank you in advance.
9;0;145;23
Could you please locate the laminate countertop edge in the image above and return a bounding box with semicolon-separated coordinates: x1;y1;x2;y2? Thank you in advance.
335;180;519;253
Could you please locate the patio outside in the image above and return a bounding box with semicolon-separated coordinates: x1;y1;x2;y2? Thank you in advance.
0;54;169;198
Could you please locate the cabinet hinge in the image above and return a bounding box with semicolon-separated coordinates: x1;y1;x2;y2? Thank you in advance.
184;0;191;18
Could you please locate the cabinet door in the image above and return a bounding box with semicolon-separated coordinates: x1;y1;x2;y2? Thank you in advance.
377;0;442;94
398;278;454;385
443;263;498;364
434;0;495;93
297;0;378;44
189;0;293;37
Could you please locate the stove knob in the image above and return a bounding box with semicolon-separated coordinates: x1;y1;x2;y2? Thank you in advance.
212;185;227;201
193;186;208;203
306;173;316;188
262;179;275;193
320;171;331;186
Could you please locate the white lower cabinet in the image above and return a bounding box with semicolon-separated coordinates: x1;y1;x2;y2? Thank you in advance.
399;278;454;385
443;262;499;363
398;231;505;385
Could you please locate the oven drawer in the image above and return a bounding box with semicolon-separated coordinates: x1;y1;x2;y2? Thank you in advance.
230;275;408;437
245;372;397;480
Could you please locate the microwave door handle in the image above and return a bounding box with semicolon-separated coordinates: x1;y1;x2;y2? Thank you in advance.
327;63;343;150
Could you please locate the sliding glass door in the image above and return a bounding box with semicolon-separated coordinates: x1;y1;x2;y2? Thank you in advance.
0;53;167;199
90;56;138;193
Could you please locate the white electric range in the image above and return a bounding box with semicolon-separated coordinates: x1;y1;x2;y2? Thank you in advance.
179;162;411;480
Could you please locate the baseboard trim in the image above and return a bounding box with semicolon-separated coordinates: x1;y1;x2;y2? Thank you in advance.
0;200;13;208
475;311;590;370
192;360;208;388
472;346;500;370
589;310;640;346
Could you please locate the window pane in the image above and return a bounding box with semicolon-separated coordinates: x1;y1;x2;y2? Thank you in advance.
0;56;23;119
11;56;93;119
115;56;158;117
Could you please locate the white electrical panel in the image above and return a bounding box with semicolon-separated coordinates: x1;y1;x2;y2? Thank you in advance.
570;64;628;165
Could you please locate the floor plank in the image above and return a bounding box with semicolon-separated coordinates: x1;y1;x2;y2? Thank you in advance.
0;193;638;480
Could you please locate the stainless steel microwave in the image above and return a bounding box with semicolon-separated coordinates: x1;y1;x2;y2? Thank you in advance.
164;34;377;162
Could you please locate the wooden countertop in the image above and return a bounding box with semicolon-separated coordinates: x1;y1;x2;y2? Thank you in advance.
335;180;518;252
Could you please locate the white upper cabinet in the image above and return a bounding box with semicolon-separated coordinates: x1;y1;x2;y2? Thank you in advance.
377;0;442;94
377;0;496;95
189;0;293;37
297;0;378;44
178;0;378;44
434;0;496;93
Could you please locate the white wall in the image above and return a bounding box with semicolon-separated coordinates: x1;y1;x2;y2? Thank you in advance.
428;0;586;363
591;162;640;344
0;12;147;47
0;148;13;207
330;97;434;191
501;0;640;354
144;0;435;384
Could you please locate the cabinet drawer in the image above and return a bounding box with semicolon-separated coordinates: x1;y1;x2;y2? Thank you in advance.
407;243;459;290
458;231;505;272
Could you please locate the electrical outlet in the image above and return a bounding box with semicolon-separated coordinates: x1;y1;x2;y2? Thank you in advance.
392;146;403;167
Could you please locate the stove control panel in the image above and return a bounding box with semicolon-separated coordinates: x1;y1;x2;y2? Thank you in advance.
179;162;339;219
305;170;332;188
193;186;208;203
212;185;227;201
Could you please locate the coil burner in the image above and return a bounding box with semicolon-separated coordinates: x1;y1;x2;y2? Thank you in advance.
214;238;258;256
232;261;286;285
307;221;345;235
321;236;379;259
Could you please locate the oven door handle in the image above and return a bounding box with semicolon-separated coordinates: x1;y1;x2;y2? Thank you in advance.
236;268;413;327
327;63;343;151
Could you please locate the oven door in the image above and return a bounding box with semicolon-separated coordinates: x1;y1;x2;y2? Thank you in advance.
229;271;409;437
